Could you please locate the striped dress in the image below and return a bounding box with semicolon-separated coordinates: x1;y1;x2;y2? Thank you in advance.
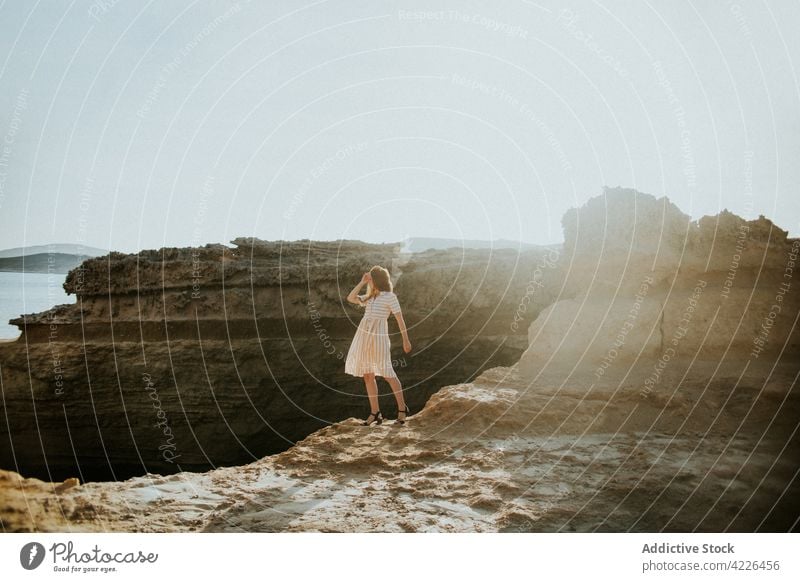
345;291;402;378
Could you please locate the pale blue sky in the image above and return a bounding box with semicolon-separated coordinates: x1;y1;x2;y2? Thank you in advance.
0;0;798;253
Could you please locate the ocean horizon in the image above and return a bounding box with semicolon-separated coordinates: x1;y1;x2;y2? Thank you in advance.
0;272;73;340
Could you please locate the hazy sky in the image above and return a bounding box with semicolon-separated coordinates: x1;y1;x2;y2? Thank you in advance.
1;0;798;253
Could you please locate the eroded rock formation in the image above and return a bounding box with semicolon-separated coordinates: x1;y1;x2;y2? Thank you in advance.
0;239;559;481
518;188;799;374
1;188;798;532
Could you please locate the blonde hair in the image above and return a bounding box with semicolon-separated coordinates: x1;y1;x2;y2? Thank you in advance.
364;265;392;301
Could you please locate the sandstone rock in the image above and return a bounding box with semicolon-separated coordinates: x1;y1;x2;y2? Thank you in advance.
0;239;559;481
518;187;799;376
1;188;797;533
55;478;80;493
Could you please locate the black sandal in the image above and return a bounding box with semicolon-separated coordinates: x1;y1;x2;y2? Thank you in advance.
395;407;410;425
363;410;383;426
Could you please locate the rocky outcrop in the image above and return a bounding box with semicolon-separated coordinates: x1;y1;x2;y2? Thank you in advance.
517;188;799;376
2;359;797;533
1;188;797;533
0;239;559;481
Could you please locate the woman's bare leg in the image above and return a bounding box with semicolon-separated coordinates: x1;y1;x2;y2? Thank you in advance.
363;373;379;413
386;376;406;415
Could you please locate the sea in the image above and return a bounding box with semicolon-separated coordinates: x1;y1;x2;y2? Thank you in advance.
0;272;74;340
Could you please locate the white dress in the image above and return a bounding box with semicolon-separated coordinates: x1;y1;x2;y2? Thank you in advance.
345;291;402;378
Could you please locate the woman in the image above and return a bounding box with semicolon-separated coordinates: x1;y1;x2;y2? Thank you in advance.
345;265;412;426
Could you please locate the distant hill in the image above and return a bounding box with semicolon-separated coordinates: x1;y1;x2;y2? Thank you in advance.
401;237;551;253
0;244;107;259
0;244;107;274
0;253;98;274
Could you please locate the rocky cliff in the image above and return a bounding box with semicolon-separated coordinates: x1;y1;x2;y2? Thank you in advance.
0;238;559;481
518;188;799;375
1;188;797;532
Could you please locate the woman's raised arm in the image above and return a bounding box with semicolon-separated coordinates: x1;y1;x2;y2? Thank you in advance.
346;273;370;306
